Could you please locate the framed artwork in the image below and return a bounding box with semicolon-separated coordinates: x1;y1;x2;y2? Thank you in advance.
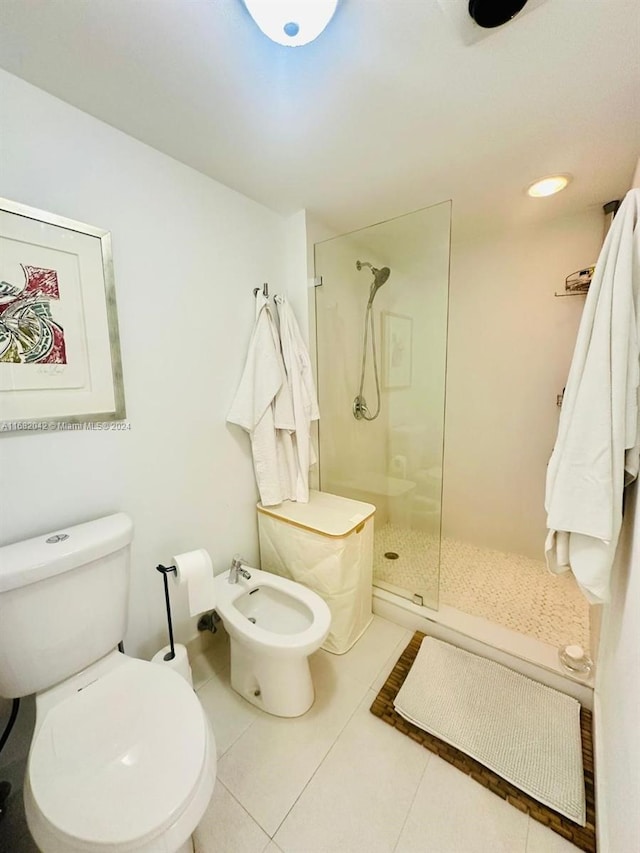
382;311;412;389
0;198;126;430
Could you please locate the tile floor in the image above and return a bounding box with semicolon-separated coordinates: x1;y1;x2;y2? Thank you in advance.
190;616;583;853
0;616;585;853
374;524;590;651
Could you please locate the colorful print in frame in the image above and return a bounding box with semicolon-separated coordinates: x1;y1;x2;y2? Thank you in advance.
0;198;126;429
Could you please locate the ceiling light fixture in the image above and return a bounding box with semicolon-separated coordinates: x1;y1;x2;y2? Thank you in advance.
243;0;338;47
468;0;529;29
526;175;572;198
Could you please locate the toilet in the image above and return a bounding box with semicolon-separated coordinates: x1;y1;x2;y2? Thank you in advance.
214;564;331;717
0;513;216;853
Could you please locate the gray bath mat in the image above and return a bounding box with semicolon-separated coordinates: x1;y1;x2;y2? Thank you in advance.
394;637;586;825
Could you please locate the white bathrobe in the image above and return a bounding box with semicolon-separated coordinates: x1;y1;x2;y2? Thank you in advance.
275;295;320;502
227;294;296;506
545;188;640;603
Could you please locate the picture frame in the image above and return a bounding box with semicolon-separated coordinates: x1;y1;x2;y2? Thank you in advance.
0;197;126;430
382;311;412;389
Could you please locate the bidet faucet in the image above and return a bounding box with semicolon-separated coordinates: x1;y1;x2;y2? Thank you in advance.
229;555;251;584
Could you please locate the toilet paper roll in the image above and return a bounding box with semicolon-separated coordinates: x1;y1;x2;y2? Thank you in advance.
173;548;216;616
151;643;193;687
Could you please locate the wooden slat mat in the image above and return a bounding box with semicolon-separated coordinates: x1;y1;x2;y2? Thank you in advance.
370;631;596;852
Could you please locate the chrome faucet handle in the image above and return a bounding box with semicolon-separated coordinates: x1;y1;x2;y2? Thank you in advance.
229;554;249;584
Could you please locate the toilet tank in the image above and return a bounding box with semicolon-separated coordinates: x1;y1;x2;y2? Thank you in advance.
0;513;133;698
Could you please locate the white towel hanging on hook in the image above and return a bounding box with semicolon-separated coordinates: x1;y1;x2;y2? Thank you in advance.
545;188;640;603
227;292;296;506
275;294;320;503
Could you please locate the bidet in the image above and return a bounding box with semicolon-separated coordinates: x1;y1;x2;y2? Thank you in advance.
214;566;331;716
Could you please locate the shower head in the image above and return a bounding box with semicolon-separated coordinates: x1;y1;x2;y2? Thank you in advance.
373;266;391;287
356;260;392;305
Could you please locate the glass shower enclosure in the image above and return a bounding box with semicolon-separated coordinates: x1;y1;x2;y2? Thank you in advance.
314;201;451;609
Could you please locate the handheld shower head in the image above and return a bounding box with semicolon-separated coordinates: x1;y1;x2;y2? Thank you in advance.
356;260;391;305
353;259;392;421
373;266;391;287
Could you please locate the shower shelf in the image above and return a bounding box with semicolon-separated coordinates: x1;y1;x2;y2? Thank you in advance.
554;266;594;297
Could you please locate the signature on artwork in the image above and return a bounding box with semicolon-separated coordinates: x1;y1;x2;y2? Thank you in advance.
37;364;66;375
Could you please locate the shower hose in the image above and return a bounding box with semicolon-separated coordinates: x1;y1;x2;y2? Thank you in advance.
353;301;382;421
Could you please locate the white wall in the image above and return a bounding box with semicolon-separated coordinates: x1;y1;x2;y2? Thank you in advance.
443;210;604;558
594;161;640;853
283;209;311;345
0;69;291;662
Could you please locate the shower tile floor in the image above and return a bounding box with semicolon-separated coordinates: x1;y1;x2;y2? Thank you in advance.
374;523;590;651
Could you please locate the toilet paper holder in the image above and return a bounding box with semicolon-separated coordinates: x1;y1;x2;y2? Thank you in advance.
156;563;177;661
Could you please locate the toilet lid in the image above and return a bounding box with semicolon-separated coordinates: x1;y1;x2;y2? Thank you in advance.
29;658;207;847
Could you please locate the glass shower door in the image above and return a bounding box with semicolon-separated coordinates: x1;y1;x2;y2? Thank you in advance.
313;201;451;610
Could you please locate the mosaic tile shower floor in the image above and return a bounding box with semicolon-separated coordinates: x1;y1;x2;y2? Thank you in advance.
374;523;590;650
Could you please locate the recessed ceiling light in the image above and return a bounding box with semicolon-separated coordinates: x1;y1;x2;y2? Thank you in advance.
526;175;572;198
243;0;338;47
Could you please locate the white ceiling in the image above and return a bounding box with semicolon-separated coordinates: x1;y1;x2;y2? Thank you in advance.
1;0;639;235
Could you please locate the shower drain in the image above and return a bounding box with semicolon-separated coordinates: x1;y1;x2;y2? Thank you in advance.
384;551;400;560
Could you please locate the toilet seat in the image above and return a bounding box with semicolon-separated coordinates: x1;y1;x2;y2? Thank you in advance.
26;657;214;852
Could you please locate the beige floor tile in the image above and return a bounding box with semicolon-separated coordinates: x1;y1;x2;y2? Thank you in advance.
395;754;529;853
274;690;430;853
312;615;410;690
197;668;261;758
193;780;270;853
216;668;368;836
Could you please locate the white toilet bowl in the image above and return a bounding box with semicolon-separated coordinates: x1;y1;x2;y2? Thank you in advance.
24;651;216;853
0;513;216;853
214;566;331;717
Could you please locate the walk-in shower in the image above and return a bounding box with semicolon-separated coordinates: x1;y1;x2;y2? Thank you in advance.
313;200;590;664
353;260;391;421
315;203;450;611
